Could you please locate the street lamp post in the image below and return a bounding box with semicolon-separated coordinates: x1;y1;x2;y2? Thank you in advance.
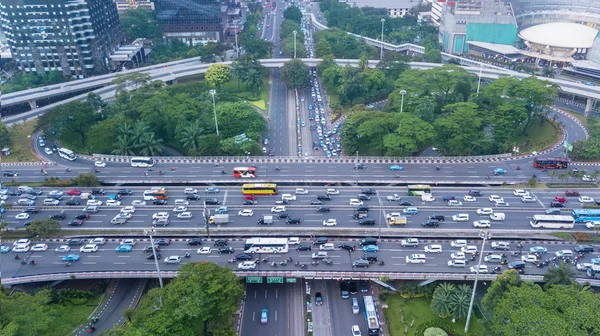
144;227;164;289
234;22;239;59
203;201;211;238
380;18;385;61
399;89;407;114
293;30;297;58
465;230;491;333
209;90;220;136
355;151;359;185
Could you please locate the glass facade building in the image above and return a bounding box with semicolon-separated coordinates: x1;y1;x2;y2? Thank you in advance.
155;0;223;46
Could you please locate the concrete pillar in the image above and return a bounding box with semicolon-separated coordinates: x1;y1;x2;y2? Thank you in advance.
585;97;594;116
28;100;37;110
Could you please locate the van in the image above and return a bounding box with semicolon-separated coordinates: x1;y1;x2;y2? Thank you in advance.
320;243;335;251
295;188;308;195
424;244;443;253
288;237;300;245
43;198;60;206
546;208;561;215
360;237;377;246
421;194;435;202
484;254;503;263
508;261;525;270
351;298;360;314
174;199;189;206
111;217;127;225
83;206;99;213
447;259;467;268
89;237;106;245
403;207;418;215
91;188;105;195
406;254;427;264
281;194;296;201
17;186;33;193
490;213;505;221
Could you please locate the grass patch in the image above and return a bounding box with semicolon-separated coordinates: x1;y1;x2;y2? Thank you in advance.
4;120;39;163
220;75;269;111
385;296;485;336
45;294;100;336
513;117;561;154
549;232;573;240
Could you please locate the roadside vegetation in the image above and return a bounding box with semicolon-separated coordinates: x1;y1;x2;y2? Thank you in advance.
0;119;39;163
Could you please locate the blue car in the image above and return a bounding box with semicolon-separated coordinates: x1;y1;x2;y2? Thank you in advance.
260;309;268;324
529;246;547;254
205;187;220;194
362;245;379;253
62;254;80;262
115;245;133;252
493;168;506;175
591;258;600;265
0;245;11;253
215;206;228;214
389;165;403;171
403;207;419;215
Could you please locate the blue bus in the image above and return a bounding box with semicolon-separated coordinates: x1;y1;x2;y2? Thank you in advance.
571;209;600;223
363;296;380;336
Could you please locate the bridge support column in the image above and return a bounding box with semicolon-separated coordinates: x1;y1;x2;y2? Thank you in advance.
28;100;38;110
585;98;595;116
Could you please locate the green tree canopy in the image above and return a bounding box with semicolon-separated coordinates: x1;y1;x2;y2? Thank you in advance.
283;5;303;24
26;219;61;237
280;59;311;89
119;8;161;41
205;64;232;89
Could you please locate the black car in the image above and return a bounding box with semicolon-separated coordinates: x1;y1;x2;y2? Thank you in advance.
338;242;356;251
398;201;414;206
49;211;67;220
24;206;40;214
27;189;43;195
355;206;369;212
360;254;378;262
75;212;90;220
23;220;32;227
205;198;220;205
187;238;203;246
442;195;455;201
313;237;329;245
236;253;253;260
316;194;331;200
348;281;357;294
311;200;324;205
156;238;171;245
91;188;105;195
287;217;301;224
469;190;483;196
296;242;312;251
187;194;201;200
422;219;440;227
243;200;257;205
429;214;445;221
218;246;234;254
68;219;83;226
317;206;330;212
353;163;366;170
550;202;566;208
315;292;323;305
153;199;168;205
117;189;133;196
147;253;162;260
3;171;18;177
360;280;368;293
359;218;376;225
6;189;21;196
66;199;80;206
277;212;289;219
67;238;85;246
214;239;228;247
575;245;594;253
340;282;350;299
361;188;377;195
143;245;160;252
357;194;371;201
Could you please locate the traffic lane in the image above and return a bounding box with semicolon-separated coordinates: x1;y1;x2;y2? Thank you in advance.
310;279;333;336
327;279;366;336
242;283;289;336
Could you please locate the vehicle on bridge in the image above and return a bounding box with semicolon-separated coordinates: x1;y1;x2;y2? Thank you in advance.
233;167;257;178
533;157;568;169
244;238;288;254
58;148;77;161
571;209;600;223
363;296;380;336
407;185;431;196
130;157;154;168
530;215;575;229
242;183;278;195
143;188;168;201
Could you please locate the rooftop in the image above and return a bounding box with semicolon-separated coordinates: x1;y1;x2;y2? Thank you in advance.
518;22;599;49
467;41;521;55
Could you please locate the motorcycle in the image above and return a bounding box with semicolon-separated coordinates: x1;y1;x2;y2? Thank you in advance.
66;168;71;172
494;266;502;272
143;172;148;176
285;257;293;262
279;260;288;266
311;260;319;266
435;166;440;171
275;166;281;171
261;257;269;263
30;259;36;265
21;260;27;265
322;258;332;265
271;262;278;267
299;264;307;269
214;163;220;167
221;170;226;175
170;167;176;171
94;168;99;173
148;167;154;171
65;262;72;267
512;251;521;256
159;171;164;175
228;258;235;263
377;260;385;266
184;252;191;258
516;166;521;170
14;255;20;260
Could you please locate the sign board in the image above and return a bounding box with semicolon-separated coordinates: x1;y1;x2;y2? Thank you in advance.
286;278;297;283
246;276;263;283
267;276;283;284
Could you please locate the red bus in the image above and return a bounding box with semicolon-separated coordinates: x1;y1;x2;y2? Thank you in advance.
233;167;257;178
533;158;568;169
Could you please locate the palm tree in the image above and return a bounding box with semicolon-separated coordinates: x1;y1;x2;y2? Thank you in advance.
137;132;164;156
449;284;471;320
123;307;135;323
116;122;133;137
543;261;575;289
431;283;455;318
131;120;151;145
230;60;244;90
246;68;263;97
177;120;204;152
541;67;556;78
112;134;136;156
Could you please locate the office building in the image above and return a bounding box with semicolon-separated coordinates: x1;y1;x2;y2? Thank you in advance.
155;0;224;46
341;0;421;18
113;0;155;12
0;0;122;78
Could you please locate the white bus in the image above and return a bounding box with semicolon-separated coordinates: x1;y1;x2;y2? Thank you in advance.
363;296;381;336
58;148;77;161
244;238;289;254
131;157;154;168
530;215;575;229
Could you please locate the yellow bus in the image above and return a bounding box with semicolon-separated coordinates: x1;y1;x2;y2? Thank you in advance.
407;185;431;196
242;183;278;195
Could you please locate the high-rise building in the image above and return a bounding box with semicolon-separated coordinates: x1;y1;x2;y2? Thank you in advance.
0;0;122;78
113;0;155;12
155;0;223;46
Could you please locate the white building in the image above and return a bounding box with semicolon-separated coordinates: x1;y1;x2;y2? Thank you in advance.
341;0;421;18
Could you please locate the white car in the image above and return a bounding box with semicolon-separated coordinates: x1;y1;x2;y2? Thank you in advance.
461;245;478;254
476;208;493;215
197;247;212;254
585;221;600;229
238;261;257;270
463;195;476;202
177;212;193;219
13;239;31;246
238;209;254;217
322;219;337;226
152;212;169;220
579;196;595;203
132;200;146;206
452;214;469;222
31;243;48;252
164;256;181;264
421;194;435;202
44;147;53;155
513;189;529;196
174;199;189;205
114;213;132;220
295;188;309;195
184;188;198;194
121;206;136;214
447;200;463;206
13;245;30;252
582;175;596;182
326;189;339;195
271;206;286;213
470;265;488;273
106;200;121;206
488;195;504;203
15;213;30;220
120;239;137;246
55;245;70;253
80;244;98;253
94;161;106;168
349;199;363;206
473;220;491;228
87;199;103;206
521;254;538;263
450;252;466;259
173;206;187;213
450;240;467;248
351;325;361;336
521;195;536;203
494;200;509;207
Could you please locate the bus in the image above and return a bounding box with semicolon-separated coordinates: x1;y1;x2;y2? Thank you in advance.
233;167;257;178
244;238;289;254
143;188;168;201
363;296;380;336
530;215;575;229
533;158;568;169
571;209;600;223
407;185;431;196
58;148;77;161
242;183;278;195
131;157;154;168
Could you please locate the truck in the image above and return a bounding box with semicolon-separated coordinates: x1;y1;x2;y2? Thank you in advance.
387;216;407;225
209;214;229;225
80;192;94;200
258;215;273;225
386;194;401;201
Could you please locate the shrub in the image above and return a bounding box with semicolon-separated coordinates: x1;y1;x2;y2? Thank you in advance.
424;327;448;336
572;232;592;242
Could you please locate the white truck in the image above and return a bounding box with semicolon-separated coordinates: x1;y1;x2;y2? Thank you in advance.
209;214;229;225
387;216;408;225
258;215;273;225
386;194;401;201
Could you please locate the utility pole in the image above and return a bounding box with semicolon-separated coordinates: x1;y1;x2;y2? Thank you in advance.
293;30;297;58
209;90;220;136
144;227;164;289
380;18;385;60
465;230;491;333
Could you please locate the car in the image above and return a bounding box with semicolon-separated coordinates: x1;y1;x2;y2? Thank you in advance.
317;194;332;200
521;254;538;263
92;161;106;168
353;163;366;170
521;195;536;203
115;245;133;252
197;247;212;254
470;265;488;273
143;245;160;252
215;206;228;214
582;175;596;182
15;213;30;220
48;190;64;197
65;240;83;247
173;206;187;213
164;256;182;264
529;246;547;254
448;259;467;268
238;209;254;216
473;220;491;228
31;243;48;252
153;199;168;205
461;245;478;254
362;245;379;252
271;206;286;213
493;168;506;175
326;189;339;195
451;252;466;260
450;239;467;248
315;292;323;305
338;242;356;251
119;206;135;214
204;198;220;205
565;190;580;196
0;245;11;253
491;241;510;250
120;239;137;246
13;244;31;252
351;325;361;336
550;201;566;208
322;219;337;226
62;254;80;262
80;244;98;253
66;189;82;196
577;263;594;271
114;212;132;220
553;196;568;203
361;188;377;195
236;253;253;261
152;212;170;220
68;219;84;226
349;199;363;206
447;200;462;206
184;188;198;194
287;217;301;224
186;194;201;201
452;214;469;222
352;259;370;268
476;208;494;215
154;238;170;246
463;195;476;202
579;196;595;203
218;247;235;254
243;200;257;205
75;212;90;220
205;187;220;193
66;199;81;206
3;171;18;177
117;189;133;196
422;219;439;227
106;200;121;206
389;165;403;171
575;245;594;253
55;245;71;253
238;261;256;269
488;195;503;203
513;189;529;196
13;238;31;247
260;309;268;324
400;238;419;247
147;253;162;260
87;199;102;206
44;147;53;155
403;207;418;214
177;212;193;219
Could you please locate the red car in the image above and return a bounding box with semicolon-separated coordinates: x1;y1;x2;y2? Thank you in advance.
554;196;568;203
565;190;580;197
244;194;257;201
66;189;81;196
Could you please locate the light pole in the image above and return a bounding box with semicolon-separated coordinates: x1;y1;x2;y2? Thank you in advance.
234;22;239;59
203;201;211;238
355;151;359;185
293;30;297;58
476;62;483;94
209;90;220;136
380;18;385;61
144;227;164;289
465;230;491;333
399;89;407;114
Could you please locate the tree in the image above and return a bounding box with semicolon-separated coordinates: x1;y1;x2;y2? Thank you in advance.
86;92;105;111
245;67;263;97
119;8;161;41
205;64;231;89
431;283;454;318
0;121;11;148
216;102;267;138
85;118;123;154
35;101;98;148
280;59;311;89
137;133;164;156
0;217;8;233
448;284;471;320
543;261;575;289
112;72;152;96
283;6;303;23
112;134;137;156
314;38;333;57
482;269;523;312
434;102;484;155
72;173;100;187
26;219;61;237
176;120;204;153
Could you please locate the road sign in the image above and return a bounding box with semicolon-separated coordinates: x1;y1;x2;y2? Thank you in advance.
246;276;263;283
267;276;283;283
286;278;297;283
